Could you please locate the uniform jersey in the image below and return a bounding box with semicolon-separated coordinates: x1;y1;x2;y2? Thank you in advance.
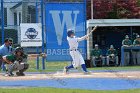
67;35;88;50
6;55;16;63
133;39;140;51
122;39;132;46
6;54;28;63
91;49;102;57
133;39;140;46
107;49;117;56
122;39;132;52
0;44;10;56
67;35;88;68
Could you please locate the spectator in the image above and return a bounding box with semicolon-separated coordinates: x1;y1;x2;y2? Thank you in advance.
133;35;140;65
122;35;132;66
106;45;118;66
91;44;103;67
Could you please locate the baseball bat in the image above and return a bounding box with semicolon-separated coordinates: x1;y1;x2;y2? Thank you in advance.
88;25;98;35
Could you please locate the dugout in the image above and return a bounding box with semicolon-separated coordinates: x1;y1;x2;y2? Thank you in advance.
86;19;140;66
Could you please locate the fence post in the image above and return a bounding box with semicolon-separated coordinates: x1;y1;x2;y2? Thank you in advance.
41;0;45;70
36;1;39;70
91;0;93;19
1;0;4;44
1;0;6;71
84;0;88;59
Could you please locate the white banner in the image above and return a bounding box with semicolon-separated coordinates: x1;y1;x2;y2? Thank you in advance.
20;23;42;47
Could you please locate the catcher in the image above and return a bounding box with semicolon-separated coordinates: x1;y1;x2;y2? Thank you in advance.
2;47;29;76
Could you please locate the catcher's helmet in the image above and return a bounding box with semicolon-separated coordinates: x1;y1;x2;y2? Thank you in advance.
67;29;74;37
15;47;23;53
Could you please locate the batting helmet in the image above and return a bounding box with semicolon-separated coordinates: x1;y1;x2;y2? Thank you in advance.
67;29;74;37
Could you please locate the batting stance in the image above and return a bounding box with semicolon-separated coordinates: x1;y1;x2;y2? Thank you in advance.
64;26;97;74
2;47;29;76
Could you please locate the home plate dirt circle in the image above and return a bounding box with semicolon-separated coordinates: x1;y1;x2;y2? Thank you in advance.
0;71;140;81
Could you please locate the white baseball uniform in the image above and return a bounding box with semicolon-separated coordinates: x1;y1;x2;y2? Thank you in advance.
67;35;88;68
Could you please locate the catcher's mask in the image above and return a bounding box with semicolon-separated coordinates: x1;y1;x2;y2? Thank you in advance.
15;47;24;56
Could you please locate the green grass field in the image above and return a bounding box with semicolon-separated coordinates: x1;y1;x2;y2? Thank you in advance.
0;88;140;93
27;57;140;72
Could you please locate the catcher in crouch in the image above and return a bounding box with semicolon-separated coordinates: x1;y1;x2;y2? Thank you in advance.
2;47;29;76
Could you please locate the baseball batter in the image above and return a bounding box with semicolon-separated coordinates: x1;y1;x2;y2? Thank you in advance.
64;27;97;74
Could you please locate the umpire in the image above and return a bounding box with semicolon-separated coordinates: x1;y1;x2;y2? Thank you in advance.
0;38;11;69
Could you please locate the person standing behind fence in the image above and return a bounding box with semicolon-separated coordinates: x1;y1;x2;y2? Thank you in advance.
133;35;140;65
0;38;10;70
122;35;132;66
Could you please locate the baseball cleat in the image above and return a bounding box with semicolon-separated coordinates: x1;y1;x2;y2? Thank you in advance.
63;66;69;74
5;72;14;77
16;72;25;76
